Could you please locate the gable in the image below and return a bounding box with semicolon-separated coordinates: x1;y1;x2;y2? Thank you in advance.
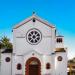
13;14;55;29
13;14;56;55
13;14;56;38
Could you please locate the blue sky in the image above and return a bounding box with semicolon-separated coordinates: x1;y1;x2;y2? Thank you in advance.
0;0;75;59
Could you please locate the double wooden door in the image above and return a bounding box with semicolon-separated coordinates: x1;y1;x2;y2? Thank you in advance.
26;57;41;75
29;64;39;75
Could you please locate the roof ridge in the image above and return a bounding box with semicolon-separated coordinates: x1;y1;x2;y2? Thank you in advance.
13;14;55;29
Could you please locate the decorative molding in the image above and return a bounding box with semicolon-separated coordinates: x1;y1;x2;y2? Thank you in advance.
13;14;55;29
16;36;25;38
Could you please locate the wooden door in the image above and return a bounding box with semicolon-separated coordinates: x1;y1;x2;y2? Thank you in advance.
26;57;41;75
29;64;39;75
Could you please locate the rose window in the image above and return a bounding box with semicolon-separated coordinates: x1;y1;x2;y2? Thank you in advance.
26;28;42;45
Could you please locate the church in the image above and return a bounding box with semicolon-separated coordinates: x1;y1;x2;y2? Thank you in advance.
1;13;67;75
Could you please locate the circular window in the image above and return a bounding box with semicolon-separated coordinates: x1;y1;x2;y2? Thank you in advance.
5;57;10;62
57;56;63;61
26;28;42;45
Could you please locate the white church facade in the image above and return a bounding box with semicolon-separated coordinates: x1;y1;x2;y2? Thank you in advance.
1;14;67;75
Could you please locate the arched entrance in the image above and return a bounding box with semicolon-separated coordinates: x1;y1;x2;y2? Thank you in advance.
25;57;41;75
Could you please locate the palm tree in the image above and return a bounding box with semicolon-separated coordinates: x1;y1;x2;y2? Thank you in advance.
0;36;12;49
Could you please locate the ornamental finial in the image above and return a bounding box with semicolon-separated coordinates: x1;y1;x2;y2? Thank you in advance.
32;11;36;15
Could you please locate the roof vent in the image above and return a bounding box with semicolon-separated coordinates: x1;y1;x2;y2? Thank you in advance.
33;18;36;22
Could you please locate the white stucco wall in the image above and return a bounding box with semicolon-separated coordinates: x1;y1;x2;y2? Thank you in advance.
13;19;55;55
56;36;64;48
12;15;67;75
1;53;12;75
12;54;23;75
12;50;56;75
55;52;67;75
0;15;68;75
42;54;55;75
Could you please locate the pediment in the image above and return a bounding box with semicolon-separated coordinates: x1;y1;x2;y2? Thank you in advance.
23;50;43;56
13;14;55;29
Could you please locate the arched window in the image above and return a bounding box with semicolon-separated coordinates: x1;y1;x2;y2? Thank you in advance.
57;38;59;42
60;38;62;42
56;38;62;43
33;18;36;22
46;63;51;69
17;63;22;70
